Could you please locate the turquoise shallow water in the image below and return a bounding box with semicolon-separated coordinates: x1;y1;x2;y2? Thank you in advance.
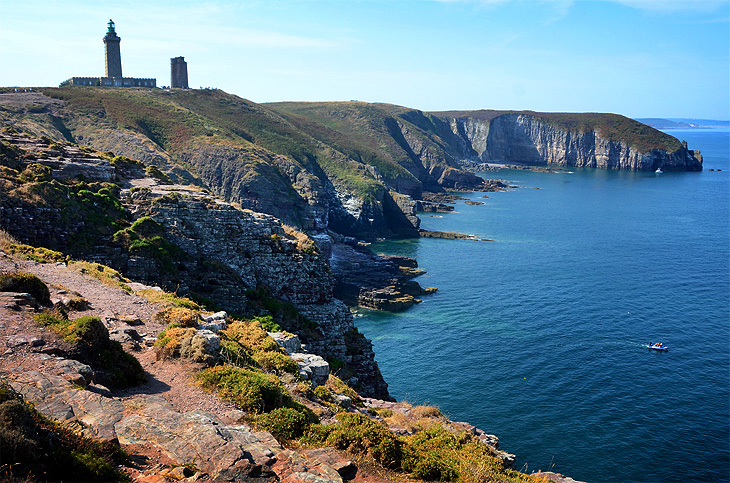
355;129;730;482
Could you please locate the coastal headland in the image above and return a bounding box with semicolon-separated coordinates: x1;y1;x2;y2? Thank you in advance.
0;86;697;482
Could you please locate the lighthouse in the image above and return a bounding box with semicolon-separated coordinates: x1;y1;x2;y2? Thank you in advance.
103;19;123;78
62;20;156;88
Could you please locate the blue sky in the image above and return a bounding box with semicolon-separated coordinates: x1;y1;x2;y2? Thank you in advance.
1;0;728;119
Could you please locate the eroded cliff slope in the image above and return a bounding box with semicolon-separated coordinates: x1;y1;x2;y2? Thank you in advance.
434;110;703;171
0;90;490;241
0;127;389;398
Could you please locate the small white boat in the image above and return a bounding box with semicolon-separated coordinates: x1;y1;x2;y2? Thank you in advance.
655;168;663;174
647;342;668;351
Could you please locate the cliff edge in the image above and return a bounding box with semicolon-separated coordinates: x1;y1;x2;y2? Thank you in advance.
432;110;702;171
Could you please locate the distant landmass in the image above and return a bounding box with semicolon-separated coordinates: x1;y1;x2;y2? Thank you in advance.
636;118;730;129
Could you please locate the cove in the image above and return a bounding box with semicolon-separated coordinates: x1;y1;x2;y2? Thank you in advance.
355;128;730;483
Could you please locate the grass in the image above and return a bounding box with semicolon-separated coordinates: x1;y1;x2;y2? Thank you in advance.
0;227;20;249
282;224;318;255
42;87;386;202
300;412;549;483
325;374;364;407
153;306;200;327
4;244;68;263
135;289;201;310
195;366;291;414
154;325;196;360
69;261;132;292
267;101;425;184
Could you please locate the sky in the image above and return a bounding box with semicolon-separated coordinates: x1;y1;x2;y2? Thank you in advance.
1;0;728;119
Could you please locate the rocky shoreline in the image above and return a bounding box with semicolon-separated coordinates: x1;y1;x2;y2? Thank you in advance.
0;253;587;483
0;110;591;483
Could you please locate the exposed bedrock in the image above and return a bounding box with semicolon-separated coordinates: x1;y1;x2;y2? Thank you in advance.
445;113;702;171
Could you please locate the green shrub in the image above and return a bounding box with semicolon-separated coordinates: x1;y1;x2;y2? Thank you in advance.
219;339;253;366
113;219;186;273
256;315;282;332
252;351;299;375
0;271;51;305
110;155;144;170
301;412;402;469
33;313;145;388
313;385;331;402
196;366;291;414
18;163;52;182
401;425;460;480
61;315;108;345
145;165;172;184
256;407;309;441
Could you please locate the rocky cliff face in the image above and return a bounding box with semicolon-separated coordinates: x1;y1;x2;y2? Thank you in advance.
441;113;703;171
0;128;390;399
0;91;423;241
120;190;390;398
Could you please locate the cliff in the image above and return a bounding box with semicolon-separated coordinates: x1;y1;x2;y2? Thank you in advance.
0;127;389;399
0;89;491;241
433;110;703;171
0;255;565;482
0;127;569;483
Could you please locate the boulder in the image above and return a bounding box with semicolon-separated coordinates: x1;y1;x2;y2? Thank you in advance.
10;372;125;442
199;311;228;332
54;359;94;386
333;394;352;409
290;353;330;386
179;329;220;364
268;331;301;354
115;397;280;480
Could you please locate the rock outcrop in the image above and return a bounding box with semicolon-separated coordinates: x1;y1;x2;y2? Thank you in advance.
330;241;436;313
0;128;390;399
9;372;350;482
437;111;703;171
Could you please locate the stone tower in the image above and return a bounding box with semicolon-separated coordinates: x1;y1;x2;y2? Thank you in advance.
170;56;189;89
103;19;122;78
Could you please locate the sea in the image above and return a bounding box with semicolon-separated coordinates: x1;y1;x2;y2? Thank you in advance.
355;128;730;483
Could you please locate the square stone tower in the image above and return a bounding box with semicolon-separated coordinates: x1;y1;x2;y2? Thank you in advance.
103;19;122;78
170;56;189;89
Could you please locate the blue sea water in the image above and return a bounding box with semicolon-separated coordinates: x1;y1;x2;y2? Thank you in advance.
355;128;730;482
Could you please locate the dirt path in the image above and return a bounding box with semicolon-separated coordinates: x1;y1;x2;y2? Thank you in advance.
0;254;240;419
